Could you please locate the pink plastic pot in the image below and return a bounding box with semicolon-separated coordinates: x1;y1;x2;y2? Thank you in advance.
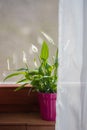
38;92;57;121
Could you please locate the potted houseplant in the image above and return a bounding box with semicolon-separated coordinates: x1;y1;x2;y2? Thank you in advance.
4;40;58;121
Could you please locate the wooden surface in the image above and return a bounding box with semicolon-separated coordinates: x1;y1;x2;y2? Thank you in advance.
0;126;26;130
0;85;55;130
0;85;39;112
0;113;55;130
0;113;55;125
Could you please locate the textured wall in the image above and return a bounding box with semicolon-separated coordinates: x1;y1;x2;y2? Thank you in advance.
0;0;58;82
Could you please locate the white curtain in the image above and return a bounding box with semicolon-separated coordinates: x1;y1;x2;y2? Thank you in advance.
56;0;87;130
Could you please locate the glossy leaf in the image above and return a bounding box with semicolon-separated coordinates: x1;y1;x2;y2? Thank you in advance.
16;79;29;84
40;41;49;60
4;72;26;81
17;68;28;71
14;83;28;91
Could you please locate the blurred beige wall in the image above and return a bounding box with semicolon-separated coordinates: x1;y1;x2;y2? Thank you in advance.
0;0;58;82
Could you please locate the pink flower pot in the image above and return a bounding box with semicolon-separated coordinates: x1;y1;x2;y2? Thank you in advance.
38;92;57;121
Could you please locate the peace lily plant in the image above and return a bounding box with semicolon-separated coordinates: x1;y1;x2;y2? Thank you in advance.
4;38;58;121
4;41;58;93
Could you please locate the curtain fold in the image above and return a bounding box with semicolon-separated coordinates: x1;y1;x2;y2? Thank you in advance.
81;0;87;129
56;0;87;130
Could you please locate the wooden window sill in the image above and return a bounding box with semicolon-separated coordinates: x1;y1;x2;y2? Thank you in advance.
0;112;55;130
0;84;55;130
0;84;39;112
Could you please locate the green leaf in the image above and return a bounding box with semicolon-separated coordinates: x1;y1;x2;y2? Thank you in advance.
4;72;26;81
14;83;28;91
45;63;53;75
54;48;58;75
40;41;49;60
16;79;29;83
28;70;40;75
17;68;28;71
55;48;58;67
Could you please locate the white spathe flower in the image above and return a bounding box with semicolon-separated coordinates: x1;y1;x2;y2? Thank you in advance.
37;36;43;45
7;58;10;70
2;72;7;77
41;32;54;45
32;44;38;53
22;51;27;63
34;58;38;67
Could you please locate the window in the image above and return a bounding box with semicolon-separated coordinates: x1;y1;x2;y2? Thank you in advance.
0;0;58;83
